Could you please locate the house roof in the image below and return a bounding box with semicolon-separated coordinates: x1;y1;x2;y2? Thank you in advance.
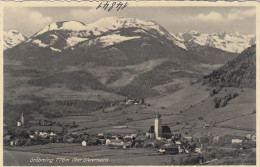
109;139;124;143
148;125;171;133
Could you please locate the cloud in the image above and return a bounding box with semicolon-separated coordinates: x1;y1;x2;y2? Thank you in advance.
197;11;223;22
69;8;109;24
227;8;255;21
196;8;255;22
4;8;52;36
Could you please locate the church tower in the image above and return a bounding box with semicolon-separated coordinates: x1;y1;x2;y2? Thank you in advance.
21;112;24;126
154;111;162;139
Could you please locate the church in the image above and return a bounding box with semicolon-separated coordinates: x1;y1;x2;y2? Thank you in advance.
17;112;24;127
146;112;172;139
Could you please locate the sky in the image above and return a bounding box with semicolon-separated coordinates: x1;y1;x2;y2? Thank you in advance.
4;6;256;37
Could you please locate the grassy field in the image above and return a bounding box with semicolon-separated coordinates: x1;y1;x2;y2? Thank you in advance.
27;83;255;137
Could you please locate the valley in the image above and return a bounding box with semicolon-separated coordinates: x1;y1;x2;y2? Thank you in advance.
3;16;256;166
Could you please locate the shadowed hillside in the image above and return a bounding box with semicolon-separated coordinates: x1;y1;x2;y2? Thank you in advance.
203;45;256;89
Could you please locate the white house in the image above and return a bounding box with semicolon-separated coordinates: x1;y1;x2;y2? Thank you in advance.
29;135;35;139
232;139;242;144
50;132;56;136
195;147;202;153
107;139;124;146
251;134;256;141
39;132;48;138
82;140;87;147
106;139;111;145
175;141;182;145
17;121;21;127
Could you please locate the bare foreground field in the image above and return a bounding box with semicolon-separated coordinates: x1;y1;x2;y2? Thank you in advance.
4;143;183;166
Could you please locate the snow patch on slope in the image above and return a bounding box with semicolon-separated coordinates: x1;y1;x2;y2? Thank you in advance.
32;39;48;47
32;39;61;52
99;34;140;47
50;47;62;52
66;37;88;47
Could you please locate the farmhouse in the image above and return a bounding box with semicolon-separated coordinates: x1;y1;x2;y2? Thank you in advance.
82;140;87;147
50;132;56;136
106;139;124;147
175;141;182;145
159;146;179;154
10;139;20;146
232;139;242;144
146;112;172;139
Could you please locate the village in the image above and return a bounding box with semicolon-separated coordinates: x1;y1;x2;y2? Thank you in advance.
3;104;256;165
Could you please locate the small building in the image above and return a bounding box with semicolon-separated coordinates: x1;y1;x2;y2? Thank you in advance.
146;132;155;139
175;141;182;145
123;141;132;149
123;135;132;141
98;138;106;144
213;136;220;144
17;121;22;127
126;100;134;105
232;139;242;144
246;134;252;140
131;134;137;139
195;147;202;153
184;136;193;142
107;139;124;147
10;140;15;146
50;132;56;136
10;139;20;146
178;145;184;154
251;134;256;141
39;132;48;138
97;133;104;137
159;146;179;154
67;138;74;143
82;140;87;147
4;135;12;141
29;135;35;139
203;124;210;128
106;139;111;145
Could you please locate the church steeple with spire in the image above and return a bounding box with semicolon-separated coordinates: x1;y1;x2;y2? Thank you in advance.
21;112;24;126
154;110;162;139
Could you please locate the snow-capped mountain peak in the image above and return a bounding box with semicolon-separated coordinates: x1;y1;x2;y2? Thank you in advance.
26;17;171;50
4;30;27;50
85;16;166;36
171;30;255;53
34;20;87;37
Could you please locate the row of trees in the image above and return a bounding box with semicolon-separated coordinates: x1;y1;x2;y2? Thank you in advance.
213;92;239;108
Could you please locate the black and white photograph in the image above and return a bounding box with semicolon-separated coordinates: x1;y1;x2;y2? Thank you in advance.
2;2;257;166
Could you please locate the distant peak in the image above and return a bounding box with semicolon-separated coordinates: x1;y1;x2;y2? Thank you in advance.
8;30;20;33
185;30;201;35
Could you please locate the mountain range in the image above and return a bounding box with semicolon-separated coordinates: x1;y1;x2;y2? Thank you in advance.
3;16;256;126
4;17;255;54
4;17;242;98
171;30;255;53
